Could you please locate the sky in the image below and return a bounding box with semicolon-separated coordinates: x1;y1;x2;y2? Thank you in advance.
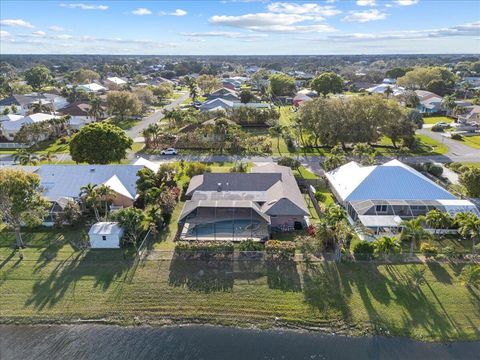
0;0;479;55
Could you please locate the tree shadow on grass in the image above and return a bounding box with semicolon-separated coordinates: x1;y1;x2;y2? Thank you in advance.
426;261;452;284
168;255;234;293
301;261;352;321
25;249;133;310
266;258;301;292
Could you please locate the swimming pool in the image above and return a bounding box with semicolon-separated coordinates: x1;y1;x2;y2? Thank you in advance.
187;219;261;237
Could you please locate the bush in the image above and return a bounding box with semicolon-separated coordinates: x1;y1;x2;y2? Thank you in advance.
175;241;234;259
265;240;296;259
59;136;69;144
431;125;444;132
442;245;457;259
230;162;248;173
420;242;438;258
428;164;443;177
450;133;463;140
352;240;375;260
186;162;212;177
277;157;301;170
447;162;462;172
314;191;326;202
238;239;264;252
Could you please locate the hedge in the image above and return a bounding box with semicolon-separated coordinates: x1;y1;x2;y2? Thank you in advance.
265;240;296;259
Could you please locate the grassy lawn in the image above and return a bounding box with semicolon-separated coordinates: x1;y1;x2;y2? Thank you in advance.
108;117;141;130
460;135;480;150
295;166;320;180
423;116;454;125
30;138;71;154
0;227;479;341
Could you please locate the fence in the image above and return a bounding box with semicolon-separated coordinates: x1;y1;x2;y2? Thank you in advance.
0;142;27;149
137;229;153;257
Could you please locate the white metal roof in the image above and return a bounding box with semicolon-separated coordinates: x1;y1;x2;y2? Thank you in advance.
133;157;160;173
326;160;456;202
88;222;122;236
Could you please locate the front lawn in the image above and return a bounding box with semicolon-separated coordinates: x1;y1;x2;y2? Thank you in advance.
423;116;454;125
460;135;480;150
0;228;478;341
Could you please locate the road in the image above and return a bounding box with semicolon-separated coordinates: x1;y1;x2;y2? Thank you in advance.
126;92;189;140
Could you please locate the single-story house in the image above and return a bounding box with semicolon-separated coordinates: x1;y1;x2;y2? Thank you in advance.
105;77;127;88
366;84;405;97
8;164;144;224
0;94;47;116
58;101;105;130
458;105;480;125
78;83;107;93
1;112;59;141
178;163;309;241
415;90;443;114
293;93;313;107
199;98;234;112
207;88;239;102
89;222;124;249
326;160;479;236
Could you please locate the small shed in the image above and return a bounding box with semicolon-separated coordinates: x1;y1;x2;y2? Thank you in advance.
88;222;123;249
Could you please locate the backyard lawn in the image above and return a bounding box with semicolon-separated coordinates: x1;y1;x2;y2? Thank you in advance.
0;227;478;341
460;135;480;150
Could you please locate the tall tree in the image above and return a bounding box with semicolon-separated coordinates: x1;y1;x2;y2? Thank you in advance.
0;168;50;248
400;217;431;257
459;167;480;197
310;72;344;97
106;91;141;122
69;122;133;164
456;213;480;255
24;65;52;91
268;73;296;97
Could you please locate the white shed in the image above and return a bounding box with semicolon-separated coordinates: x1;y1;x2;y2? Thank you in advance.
88;222;124;249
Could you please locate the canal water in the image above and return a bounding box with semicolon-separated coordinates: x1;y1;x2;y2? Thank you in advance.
1;324;479;360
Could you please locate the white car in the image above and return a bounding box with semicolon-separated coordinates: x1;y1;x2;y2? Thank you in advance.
434;122;450;128
160;148;177;155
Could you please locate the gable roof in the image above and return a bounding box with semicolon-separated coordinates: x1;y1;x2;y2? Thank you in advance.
0;94;47;107
58;101;91;116
326;160;456;202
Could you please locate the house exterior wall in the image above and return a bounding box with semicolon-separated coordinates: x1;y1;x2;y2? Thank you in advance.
270;215;306;229
89;233;122;248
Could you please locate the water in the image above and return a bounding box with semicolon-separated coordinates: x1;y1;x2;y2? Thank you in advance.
188;219;260;237
1;325;479;360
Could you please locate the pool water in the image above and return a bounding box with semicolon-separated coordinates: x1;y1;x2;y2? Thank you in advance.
188;219;261;237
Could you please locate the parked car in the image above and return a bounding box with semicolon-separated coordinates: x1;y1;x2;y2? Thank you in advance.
160;148;177;155
434;122;450;128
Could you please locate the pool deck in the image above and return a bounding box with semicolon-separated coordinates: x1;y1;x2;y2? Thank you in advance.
179;222;269;242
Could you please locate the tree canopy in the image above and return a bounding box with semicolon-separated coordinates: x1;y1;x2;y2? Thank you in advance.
106;91;142;121
23;65;52;91
69;122;133;164
310;72;343;97
268;73;296;97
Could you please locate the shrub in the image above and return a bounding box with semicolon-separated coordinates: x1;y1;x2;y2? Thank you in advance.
420;242;438;258
428;164;443;177
352;240;375;260
230;162;248;173
265;240;296;260
59;136;69;144
186;162;212;177
431;125;444;132
277;157;301;170
175;241;234;259
442;245;456;259
450;133;463;140
238;239;264;252
314;191;326;202
447;162;462;172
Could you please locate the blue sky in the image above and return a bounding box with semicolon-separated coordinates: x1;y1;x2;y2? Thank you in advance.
0;0;479;55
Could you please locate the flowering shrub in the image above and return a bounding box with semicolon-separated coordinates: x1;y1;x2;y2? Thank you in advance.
265;240;296;259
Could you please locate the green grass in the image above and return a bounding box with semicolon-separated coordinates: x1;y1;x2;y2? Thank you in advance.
30;138;71;154
460;135;480;150
459;162;480;169
0;228;478;341
279;106;295;127
108;118;141;130
423;116;454;125
296;166;320;180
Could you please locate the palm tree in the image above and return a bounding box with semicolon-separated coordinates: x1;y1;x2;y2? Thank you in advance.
38;151;56;163
460;265;480;289
79;183;100;221
29;100;50;114
456;213;480;255
384;86;393;99
95;184;115;220
268;124;284;153
13;148;39;165
400;216;431;257
214;119;230;154
374;236;401;261
88;96;103;121
442;95;456;117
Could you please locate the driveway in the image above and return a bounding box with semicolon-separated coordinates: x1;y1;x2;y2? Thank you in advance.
126;92;189;139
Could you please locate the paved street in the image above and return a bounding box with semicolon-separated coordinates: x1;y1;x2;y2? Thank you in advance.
418;127;480;160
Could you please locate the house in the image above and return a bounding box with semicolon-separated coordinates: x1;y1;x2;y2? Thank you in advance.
366;84;404;96
8;164;144;223
207;88;239;102
415;90;443;114
78;83;107;93
199;98;234;112
382;78;397;85
232;102;271;109
105;77;127;88
178;163;309;241
1;113;59;141
326;160;479;236
0;94;47;116
89;222;123;249
58;101;105;130
457;105;480;125
293;93;313;107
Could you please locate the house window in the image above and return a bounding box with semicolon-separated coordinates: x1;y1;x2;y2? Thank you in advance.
376;205;387;213
102;235;107;241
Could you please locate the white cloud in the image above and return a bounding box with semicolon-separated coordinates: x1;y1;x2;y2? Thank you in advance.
326;21;480;41
172;9;187;16
131;8;152;16
267;2;341;16
394;0;419;6
159;9;188;16
356;0;376;6
59;3;108;10
55;34;73;40
32;30;46;36
0;19;34;28
0;30;10;38
343;9;387;22
181;31;268;40
209;12;337;33
49;25;64;32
